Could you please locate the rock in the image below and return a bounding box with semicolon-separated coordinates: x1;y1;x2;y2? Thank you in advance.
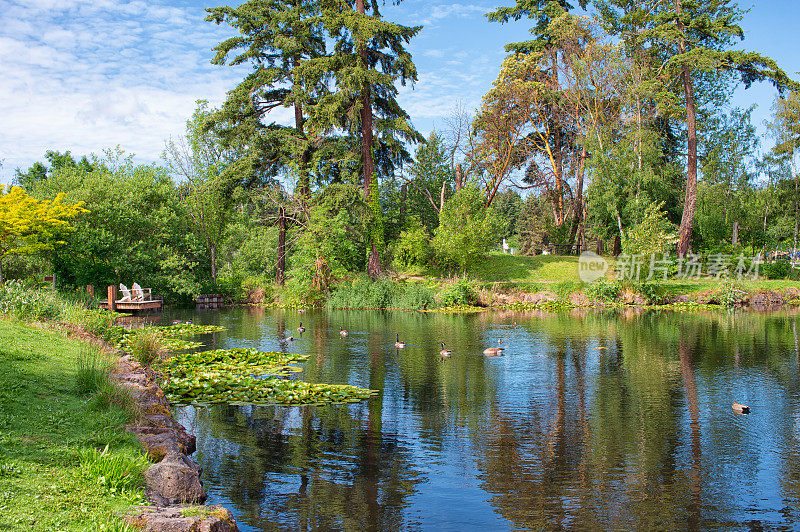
139;433;183;461
144;452;206;505
125;505;239;532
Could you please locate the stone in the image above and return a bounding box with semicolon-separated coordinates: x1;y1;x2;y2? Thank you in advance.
125;505;239;532
144;452;206;505
138;432;183;462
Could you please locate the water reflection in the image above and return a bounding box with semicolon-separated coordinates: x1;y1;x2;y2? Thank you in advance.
169;308;800;531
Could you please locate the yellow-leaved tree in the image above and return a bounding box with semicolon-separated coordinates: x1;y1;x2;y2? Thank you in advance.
0;185;87;283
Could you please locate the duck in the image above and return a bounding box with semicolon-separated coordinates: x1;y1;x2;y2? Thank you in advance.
483;340;504;356
171;319;181;325
732;402;750;414
297;322;306;333
440;342;452;358
339;327;348;337
394;333;406;349
279;336;294;345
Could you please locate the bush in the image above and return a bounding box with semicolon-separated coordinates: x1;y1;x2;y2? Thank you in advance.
327;277;398;309
393;218;432;270
127;330;164;366
762;260;791;280
0;280;63;321
432;186;503;271
636;282;669;305
437;278;479;307
584;279;622;302
79;444;150;494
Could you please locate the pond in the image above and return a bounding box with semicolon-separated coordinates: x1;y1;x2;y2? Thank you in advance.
163;307;800;531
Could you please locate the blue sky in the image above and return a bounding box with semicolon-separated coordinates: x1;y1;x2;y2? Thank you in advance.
0;0;797;183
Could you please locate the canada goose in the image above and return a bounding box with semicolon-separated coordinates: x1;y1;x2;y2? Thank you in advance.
171;319;181;325
340;327;348;337
394;334;406;349
298;309;306;314
297;322;306;333
483;340;504;356
279;336;294;344
732;402;750;414
440;342;452;358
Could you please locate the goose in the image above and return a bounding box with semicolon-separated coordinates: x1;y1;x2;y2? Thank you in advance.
732;402;750;414
440;342;452;358
171;319;181;325
483;340;504;356
297;322;306;333
279;336;294;345
339;327;348;337
394;334;406;349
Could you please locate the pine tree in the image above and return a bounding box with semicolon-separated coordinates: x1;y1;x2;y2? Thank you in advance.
640;0;798;255
206;0;326;196
310;0;424;278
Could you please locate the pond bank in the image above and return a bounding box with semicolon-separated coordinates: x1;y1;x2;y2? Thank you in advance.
0;315;240;531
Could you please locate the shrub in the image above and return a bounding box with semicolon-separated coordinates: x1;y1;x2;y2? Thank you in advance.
393;218;432;270
762;260;791;280
127;330;164;366
76;350;110;395
553;281;581;299
326;277;399;309
0;280;63;321
437;278;479;307
89;380;136;416
584;279;622;302
432;186;503;271
636;282;669;305
79;444;150;494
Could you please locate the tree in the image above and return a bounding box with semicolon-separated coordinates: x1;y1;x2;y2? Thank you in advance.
768;91;800;258
310;0;424;277
403;132;455;233
206;0;326;196
165;101;235;280
0;185;85;283
432;186;503;271
14;151;97;190
641;0;798;255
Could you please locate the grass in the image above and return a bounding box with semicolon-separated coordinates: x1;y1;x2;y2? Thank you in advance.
0;319;149;531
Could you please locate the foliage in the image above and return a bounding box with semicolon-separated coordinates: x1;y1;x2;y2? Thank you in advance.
76;349;110;396
762;260;791;280
0;185;86;281
127;330;164;366
622;202;678;256
393;217;432;270
437;279;479;307
432;186;504;271
404;132;455;232
79;444;150;495
584;279;622;302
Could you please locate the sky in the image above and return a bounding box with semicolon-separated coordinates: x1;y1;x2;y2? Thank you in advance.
1;0;798;184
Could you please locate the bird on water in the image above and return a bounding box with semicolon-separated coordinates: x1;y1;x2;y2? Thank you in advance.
732;402;750;414
339;327;348;337
394;334;406;349
440;342;452;359
483;340;504;356
297;322;306;333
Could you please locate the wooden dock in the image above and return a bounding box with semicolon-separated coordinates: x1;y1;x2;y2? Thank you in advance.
99;299;163;312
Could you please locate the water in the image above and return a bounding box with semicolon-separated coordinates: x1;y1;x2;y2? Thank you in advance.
163;307;800;531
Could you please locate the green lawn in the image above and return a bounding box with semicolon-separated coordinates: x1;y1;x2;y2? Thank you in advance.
427;253;800;294
0;320;145;531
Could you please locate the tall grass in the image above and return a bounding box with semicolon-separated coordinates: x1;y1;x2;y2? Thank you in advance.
128;329;164;366
79;444;150;494
326;278;436;310
76;349;111;395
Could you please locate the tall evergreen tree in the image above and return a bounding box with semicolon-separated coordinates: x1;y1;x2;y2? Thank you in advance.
640;0;797;255
310;0;424;277
206;0;326;196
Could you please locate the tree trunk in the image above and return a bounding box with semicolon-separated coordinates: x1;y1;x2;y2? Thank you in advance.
676;0;698;257
277;206;286;286
568;146;587;253
551;50;564;226
400;183;407;218
793;156;798;264
210;243;217;280
732;220;739;247
293;57;311;199
455;163;463;191
613;234;621;256
357;0;382;278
